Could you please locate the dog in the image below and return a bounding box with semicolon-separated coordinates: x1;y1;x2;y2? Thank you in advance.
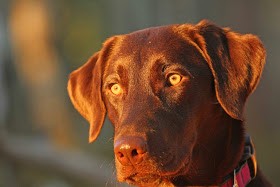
67;20;272;186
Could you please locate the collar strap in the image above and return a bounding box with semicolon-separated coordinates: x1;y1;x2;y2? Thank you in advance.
221;135;257;187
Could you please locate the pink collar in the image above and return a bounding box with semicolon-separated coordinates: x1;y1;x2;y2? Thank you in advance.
221;136;257;187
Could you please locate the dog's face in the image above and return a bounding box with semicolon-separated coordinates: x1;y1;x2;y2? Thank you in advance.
68;20;265;186
103;27;215;185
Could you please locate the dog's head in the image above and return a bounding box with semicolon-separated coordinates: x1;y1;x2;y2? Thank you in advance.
68;20;265;186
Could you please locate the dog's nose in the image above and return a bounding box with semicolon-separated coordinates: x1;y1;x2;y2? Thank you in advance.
114;137;147;166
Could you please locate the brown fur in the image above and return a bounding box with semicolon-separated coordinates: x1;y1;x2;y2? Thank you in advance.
68;20;271;186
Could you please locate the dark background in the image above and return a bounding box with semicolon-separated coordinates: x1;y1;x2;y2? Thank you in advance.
0;0;279;186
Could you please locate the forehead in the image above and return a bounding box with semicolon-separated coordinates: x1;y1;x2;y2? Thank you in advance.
104;25;207;76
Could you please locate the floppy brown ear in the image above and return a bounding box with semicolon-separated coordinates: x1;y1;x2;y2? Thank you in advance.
195;20;266;120
67;52;106;143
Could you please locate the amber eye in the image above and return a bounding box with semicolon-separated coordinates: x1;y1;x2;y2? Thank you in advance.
110;83;122;95
168;74;182;86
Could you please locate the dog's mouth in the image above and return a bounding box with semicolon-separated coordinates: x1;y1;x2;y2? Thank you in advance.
125;173;161;185
121;155;191;186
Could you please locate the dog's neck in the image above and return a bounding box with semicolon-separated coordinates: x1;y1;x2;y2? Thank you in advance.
172;107;245;186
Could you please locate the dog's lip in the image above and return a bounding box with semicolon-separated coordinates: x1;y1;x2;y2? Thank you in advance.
159;155;191;176
125;172;137;181
125;172;162;185
123;155;191;185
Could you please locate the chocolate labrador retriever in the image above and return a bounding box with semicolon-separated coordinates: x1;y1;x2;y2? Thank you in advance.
68;20;272;186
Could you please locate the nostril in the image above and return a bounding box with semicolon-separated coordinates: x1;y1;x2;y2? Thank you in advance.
131;149;138;157
117;151;125;158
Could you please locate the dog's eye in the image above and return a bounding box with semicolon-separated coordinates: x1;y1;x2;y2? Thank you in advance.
110;83;122;95
168;74;182;86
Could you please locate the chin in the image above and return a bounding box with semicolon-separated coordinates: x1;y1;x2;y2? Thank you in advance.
117;156;191;186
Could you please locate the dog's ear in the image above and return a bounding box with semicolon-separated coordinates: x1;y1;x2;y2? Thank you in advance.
68;37;117;142
195;20;266;120
68;52;106;142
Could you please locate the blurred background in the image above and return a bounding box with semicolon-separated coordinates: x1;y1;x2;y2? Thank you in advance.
0;0;279;186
